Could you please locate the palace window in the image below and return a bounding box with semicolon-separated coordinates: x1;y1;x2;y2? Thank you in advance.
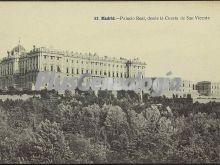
108;72;110;77
72;68;74;74
81;69;84;74
66;67;69;73
77;69;79;74
57;66;61;72
44;66;47;71
51;65;53;71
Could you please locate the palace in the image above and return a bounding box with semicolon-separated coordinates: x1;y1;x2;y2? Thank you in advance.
0;43;146;90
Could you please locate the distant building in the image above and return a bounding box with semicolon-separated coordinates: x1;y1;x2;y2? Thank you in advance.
162;80;199;98
196;81;220;96
0;43;146;90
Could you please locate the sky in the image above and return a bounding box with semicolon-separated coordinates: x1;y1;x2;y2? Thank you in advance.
0;1;220;82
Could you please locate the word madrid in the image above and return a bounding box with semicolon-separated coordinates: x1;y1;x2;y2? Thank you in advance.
35;72;181;96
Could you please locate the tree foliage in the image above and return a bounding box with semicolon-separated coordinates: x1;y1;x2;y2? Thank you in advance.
0;90;220;163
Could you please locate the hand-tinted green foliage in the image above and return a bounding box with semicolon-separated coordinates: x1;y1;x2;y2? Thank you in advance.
0;90;220;163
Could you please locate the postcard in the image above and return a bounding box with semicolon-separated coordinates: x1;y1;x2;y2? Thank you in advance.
0;1;219;164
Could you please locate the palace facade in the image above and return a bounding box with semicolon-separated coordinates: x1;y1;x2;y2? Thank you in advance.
0;44;146;90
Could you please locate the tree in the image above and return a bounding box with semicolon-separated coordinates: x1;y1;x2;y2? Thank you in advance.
16;120;74;163
97;90;115;107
